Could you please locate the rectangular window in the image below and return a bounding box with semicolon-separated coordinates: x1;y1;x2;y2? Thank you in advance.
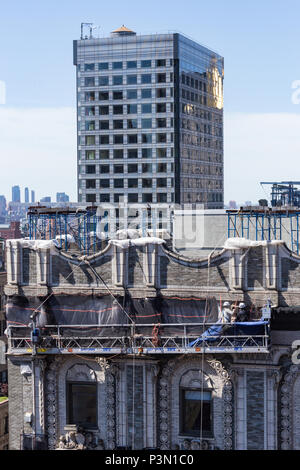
157;178;167;187
114;164;124;174
127;89;137;99
86;179;96;189
99;120;109;130
156;59;166;67
99;106;109;115
114;149;124;159
128;194;138;203
85;106;95;116
85;136;95;145
113;61;123;69
84;63;95;72
113;105;123;115
127;75;137;85
99;150;109;159
127;134;138;144
113;120;123;129
113;76;123;86
99;91;109;101
128;148;138;158
113;91;123;100
114;179;124;188
84;77;95;87
142;163;152;173
142;194;152;203
157;163;167;172
99;76;109;86
142;133;152;143
157;118;167;128
100;135;109;145
141;60;151;68
100;179;110;188
157;73;166;83
156;103;166;113
141;74;151;84
157;148;167;158
141;118;152;129
127;104;137;114
127;119;137;129
128;163;138;173
142;148;152;158
99;62;109;70
114;134;123;144
86;165;96;174
156;133;167;143
141;89;152;99
156;88;166;98
128;178;138;188
142;178;152;188
181;390;212;437
100;194;110;202
100;164;109;173
127;61;137;69
86;194;96;203
86;150;95;160
141;103;152;113
85;92;95;102
157;193;167;203
85;121;95;131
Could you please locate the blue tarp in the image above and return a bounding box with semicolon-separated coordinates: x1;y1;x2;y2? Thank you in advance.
189;321;268;346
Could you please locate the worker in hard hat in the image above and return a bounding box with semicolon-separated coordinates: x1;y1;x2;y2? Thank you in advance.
236;302;249;322
219;301;233;323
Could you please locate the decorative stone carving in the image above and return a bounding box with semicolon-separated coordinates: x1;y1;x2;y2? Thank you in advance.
66;364;96;382
279;364;300;450
45;357;63;449
56;426;105;450
105;362;119;450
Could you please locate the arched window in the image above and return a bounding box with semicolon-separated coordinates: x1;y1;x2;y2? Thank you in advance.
66;364;97;430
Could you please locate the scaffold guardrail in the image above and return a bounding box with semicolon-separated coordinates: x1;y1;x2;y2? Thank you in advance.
7;322;270;355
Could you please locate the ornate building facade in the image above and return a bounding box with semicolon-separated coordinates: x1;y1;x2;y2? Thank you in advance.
4;237;300;450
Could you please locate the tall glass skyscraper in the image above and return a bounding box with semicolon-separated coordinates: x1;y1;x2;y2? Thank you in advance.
73;27;224;207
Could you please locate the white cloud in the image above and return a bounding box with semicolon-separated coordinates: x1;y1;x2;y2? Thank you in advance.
0;107;76;202
224;112;300;204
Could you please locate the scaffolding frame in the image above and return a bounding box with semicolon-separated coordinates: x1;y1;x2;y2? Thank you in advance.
227;208;300;254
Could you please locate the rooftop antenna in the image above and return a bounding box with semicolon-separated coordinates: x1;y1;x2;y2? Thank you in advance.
81;22;94;40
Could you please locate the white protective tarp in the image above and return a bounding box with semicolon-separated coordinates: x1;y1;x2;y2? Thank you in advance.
6;239;61;255
224;237;284;250
109;237;166;249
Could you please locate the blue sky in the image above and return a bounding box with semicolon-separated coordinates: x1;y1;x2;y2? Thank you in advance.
1;0;300;204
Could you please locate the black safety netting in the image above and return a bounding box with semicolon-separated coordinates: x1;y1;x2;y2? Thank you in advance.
6;294;219;338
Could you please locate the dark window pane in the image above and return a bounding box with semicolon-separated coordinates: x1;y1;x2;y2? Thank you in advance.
100;135;109;144
99;92;109;101
84;77;95;86
128;178;138;188
141;60;151;68
114;134;123;144
84;64;94;71
156;59;166;67
141;89;152;99
142;148;152;158
86;194;96;203
127;89;137;99
100;194;110;202
100;120;109;130
127;75;137;85
141;103;152;113
156;103;166;113
99;76;109;86
156;88;166;98
99;150;109;159
142;178;152;188
114;149;123;159
127;135;138;144
128;148;138;158
113;91;123;100
142;118;152;129
114;179;124;188
99;62;109;70
128;164;138;173
113;76;123;85
114;164;124;173
113;120;123;129
100;164;109;173
85;107;95;116
113;61;123;69
181;390;212;436
128;194;138;203
99;106;109;115
86;179;96;189
141;74;151;84
127;119;137;129
142;193;152;203
100;179;110;188
86;165;95;174
113;105;123;115
127;61;137;69
127;104;137;114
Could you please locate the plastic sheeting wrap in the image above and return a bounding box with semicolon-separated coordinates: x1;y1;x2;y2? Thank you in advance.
224;237;284;250
189;321;269;346
6;238;61;255
109;237;165;249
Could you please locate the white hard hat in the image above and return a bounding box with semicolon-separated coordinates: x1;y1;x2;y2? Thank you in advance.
223;301;230;307
239;302;246;308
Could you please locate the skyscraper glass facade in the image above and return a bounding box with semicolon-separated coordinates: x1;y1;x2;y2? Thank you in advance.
74;29;223;207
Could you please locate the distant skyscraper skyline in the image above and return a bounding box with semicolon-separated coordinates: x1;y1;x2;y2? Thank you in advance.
12;186;21;203
24;187;29;203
